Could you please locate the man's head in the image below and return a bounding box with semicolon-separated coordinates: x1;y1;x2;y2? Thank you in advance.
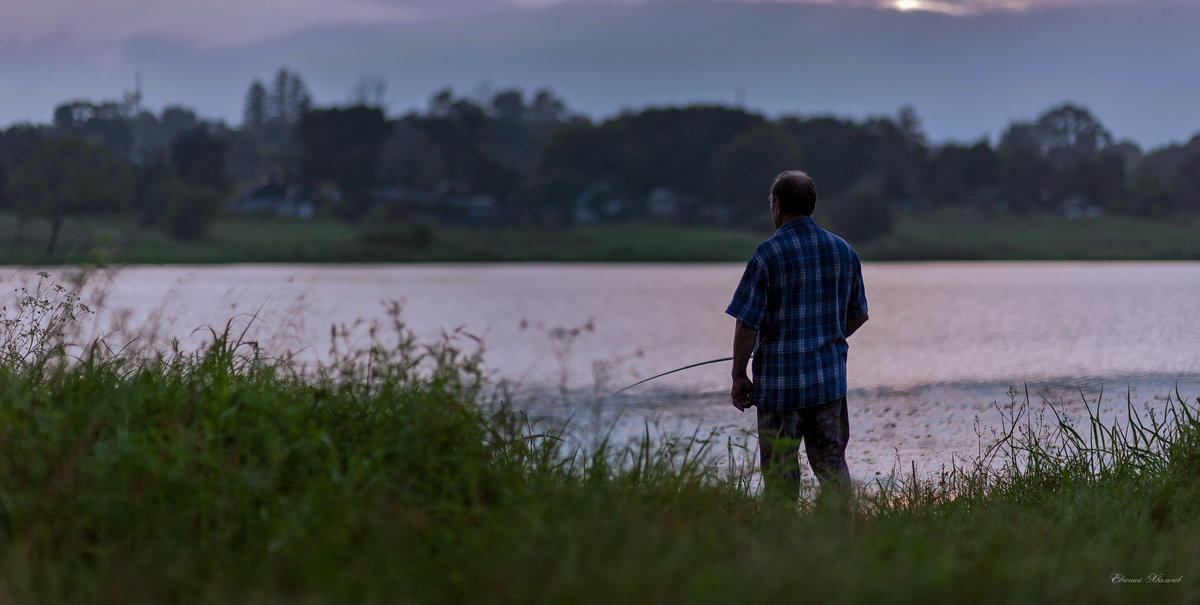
769;170;817;228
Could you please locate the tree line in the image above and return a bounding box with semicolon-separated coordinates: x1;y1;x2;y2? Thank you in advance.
3;66;1200;253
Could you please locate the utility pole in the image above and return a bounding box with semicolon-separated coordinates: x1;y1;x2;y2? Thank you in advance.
130;71;144;164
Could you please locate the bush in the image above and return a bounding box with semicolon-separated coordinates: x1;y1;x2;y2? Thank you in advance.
163;185;223;240
825;183;895;244
360;221;435;249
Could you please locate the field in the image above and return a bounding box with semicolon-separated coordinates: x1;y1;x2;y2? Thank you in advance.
0;275;1198;603
3;210;1200;265
859;210;1200;261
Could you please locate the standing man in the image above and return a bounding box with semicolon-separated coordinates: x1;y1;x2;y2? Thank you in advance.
726;170;869;506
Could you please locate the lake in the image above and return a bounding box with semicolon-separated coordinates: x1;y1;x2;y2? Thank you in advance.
9;262;1200;482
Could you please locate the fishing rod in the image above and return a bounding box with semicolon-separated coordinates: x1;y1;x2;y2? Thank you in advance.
614;356;734;394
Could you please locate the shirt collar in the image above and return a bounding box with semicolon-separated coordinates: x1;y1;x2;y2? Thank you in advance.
776;216;815;234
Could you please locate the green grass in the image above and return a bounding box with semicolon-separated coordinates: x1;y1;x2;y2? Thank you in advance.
858;210;1200;261
0;214;767;264
427;223;766;262
1;274;1200;602
6;210;1200;265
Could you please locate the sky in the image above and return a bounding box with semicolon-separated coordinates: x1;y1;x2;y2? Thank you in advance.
1;0;1197;148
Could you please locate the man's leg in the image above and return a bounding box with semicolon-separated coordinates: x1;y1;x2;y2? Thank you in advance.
800;397;852;505
757;408;804;504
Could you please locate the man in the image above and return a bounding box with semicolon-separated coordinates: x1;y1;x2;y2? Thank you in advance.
726;170;869;506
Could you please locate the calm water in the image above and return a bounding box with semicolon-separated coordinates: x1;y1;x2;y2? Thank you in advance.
11;262;1200;479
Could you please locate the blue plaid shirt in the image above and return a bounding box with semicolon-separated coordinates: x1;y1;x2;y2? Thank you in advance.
725;217;868;411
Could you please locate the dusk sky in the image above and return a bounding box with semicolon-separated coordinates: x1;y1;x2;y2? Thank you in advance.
2;0;1197;148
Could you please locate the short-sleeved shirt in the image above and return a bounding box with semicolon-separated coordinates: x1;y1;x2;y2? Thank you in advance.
725;216;868;411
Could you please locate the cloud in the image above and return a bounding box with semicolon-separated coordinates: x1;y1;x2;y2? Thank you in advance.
0;0;413;52
0;0;1144;60
648;0;1141;17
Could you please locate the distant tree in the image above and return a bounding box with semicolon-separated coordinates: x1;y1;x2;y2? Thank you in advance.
161;182;223;241
377;114;440;191
5;138;132;255
128;127;229;240
268;68;311;125
708;124;801;225
480;89;541;176
1128;135;1200;216
998;104;1116;214
491;89;526;122
925;140;999;208
621;106;765;199
997;146;1054;214
825;183;894;244
1054;148;1130;213
1030;103;1113;168
533;121;623;224
530;89;568;124
780;116;874;198
52;100;135;160
298;106;393;212
236;69;310;176
242;81;267;132
865;107;928;202
0;124;45;209
534;104;771;222
998;122;1055;213
420;90;491;193
160;106;198;133
270;70;290;124
169;126;229;192
351;77;388;109
133;158;176;227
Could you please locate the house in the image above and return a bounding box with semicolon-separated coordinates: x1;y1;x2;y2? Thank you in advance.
233;180;318;219
1060;193;1103;219
572;181;624;225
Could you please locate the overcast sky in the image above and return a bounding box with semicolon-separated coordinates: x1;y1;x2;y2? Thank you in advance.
2;0;1196;148
0;0;1132;48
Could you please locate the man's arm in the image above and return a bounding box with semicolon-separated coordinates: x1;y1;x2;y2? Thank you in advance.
731;320;757;411
845;312;869;338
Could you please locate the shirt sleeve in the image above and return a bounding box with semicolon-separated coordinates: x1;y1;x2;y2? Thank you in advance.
725;253;770;331
847;253;868;319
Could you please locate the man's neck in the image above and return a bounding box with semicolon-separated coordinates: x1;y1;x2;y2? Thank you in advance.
776;213;809;228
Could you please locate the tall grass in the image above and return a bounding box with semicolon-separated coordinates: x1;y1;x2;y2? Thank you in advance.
0;273;1198;603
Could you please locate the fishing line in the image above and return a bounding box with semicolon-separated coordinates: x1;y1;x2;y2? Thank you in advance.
613;356;734;394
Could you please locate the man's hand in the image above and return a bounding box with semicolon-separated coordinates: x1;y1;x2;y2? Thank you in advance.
731;376;754;411
731;319;758;412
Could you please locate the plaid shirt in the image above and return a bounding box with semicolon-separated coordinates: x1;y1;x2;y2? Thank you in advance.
726;217;868;411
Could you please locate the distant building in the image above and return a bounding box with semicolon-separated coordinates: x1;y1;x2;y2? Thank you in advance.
646;187;681;219
1060;193;1103;219
573;181;624;225
233;180;317;219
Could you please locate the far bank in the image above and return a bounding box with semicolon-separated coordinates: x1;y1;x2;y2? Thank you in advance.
2;210;1199;265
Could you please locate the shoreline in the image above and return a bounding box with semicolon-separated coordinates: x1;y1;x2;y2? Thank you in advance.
512;372;1200;485
3;211;1200;265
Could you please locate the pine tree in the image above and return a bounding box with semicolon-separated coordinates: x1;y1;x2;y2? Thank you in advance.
266;68;312;125
242;81;267;132
269;69;291;124
286;72;312;124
